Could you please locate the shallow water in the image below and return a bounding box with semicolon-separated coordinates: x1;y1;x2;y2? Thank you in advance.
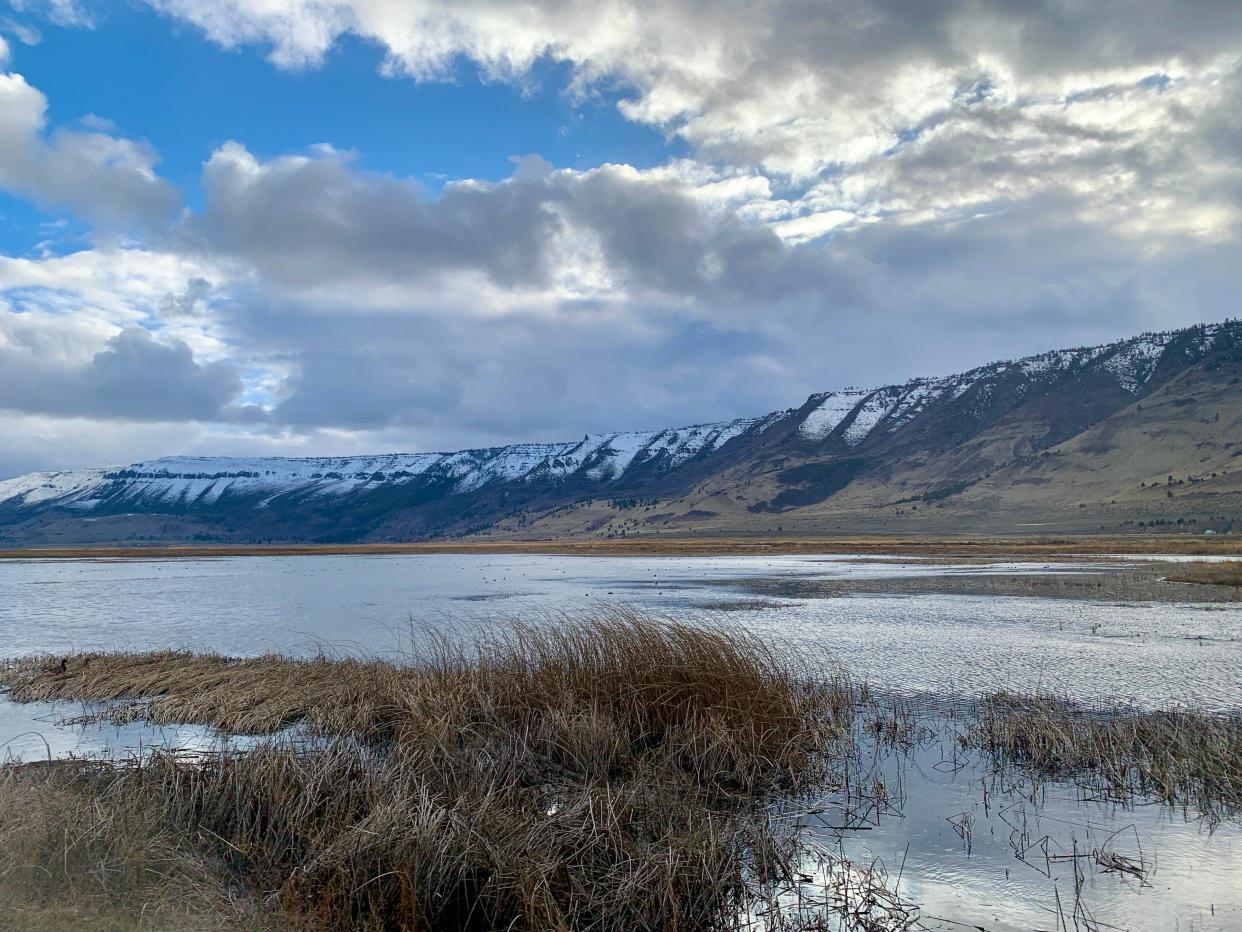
792;710;1242;932
2;553;1239;930
1;553;1237;705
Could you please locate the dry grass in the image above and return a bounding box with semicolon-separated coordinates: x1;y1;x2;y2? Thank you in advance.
975;693;1242;820
0;761;272;931
5;533;1242;561
1166;560;1242;587
1;610;856;931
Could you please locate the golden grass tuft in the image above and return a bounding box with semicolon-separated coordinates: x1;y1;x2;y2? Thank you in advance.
1;609;855;931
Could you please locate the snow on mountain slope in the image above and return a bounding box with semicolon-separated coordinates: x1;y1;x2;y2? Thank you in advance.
0;469;111;509
799;391;868;441
791;325;1226;446
0;418;767;513
1;322;1233;520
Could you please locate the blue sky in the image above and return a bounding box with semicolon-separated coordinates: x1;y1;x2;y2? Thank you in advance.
1;1;680;253
0;0;1239;476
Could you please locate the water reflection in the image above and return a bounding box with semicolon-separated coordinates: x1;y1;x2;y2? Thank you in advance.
1;554;1238;707
797;703;1242;931
1;697;232;762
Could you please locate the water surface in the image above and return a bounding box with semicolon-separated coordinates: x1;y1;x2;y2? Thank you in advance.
2;553;1237;705
2;553;1239;930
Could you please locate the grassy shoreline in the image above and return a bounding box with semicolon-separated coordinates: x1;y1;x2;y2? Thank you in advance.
975;692;1242;819
711;561;1242;602
5;628;1241;929
1;613;856;931
1166;560;1242;586
3;533;1242;561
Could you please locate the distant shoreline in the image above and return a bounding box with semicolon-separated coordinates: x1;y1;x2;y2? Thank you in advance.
2;534;1241;560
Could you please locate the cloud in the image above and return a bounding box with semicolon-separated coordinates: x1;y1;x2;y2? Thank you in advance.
0;324;259;422
227;293;796;439
185;144;563;292
179;145;851;310
0;245;258;430
141;1;1242;173
0;69;179;228
8;0;95;28
134;0;1242;259
0;0;1240;477
158;277;214;318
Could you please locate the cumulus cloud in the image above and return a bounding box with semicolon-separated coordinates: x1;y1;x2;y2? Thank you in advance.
0;324;258;422
0;246;259;432
0;68;179;228
142;2;1242;170
185;143;563;291
178;145;851;310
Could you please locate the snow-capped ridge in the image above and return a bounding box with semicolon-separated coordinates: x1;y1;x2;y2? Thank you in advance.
2;320;1237;517
793;322;1232;446
0;416;767;512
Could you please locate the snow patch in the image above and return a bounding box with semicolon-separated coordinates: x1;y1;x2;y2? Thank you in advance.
0;469;109;507
842;390;896;445
0;419;767;513
799;391;867;441
1101;337;1169;393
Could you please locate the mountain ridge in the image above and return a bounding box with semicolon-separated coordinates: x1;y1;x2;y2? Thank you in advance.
4;320;1241;544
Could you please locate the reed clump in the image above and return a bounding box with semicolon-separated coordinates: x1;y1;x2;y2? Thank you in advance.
1;610;855;930
1166;560;1242;587
975;692;1242;820
0;760;269;930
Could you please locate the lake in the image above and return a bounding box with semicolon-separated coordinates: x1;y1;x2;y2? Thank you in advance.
2;552;1239;931
2;553;1238;704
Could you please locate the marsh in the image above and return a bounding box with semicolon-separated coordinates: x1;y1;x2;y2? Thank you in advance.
2;553;1239;930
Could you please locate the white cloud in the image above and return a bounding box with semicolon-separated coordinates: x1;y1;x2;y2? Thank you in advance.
0;67;179;227
130;0;1242;251
0;1;1240;476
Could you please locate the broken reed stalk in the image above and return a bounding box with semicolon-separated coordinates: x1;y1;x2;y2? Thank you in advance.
974;692;1242;820
0;609;857;931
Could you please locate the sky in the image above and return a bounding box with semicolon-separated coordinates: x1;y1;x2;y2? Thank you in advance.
0;0;1240;478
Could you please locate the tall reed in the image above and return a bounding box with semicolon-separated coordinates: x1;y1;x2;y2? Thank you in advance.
1;609;856;930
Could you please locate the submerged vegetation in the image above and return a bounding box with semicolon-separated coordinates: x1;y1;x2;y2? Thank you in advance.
0;611;858;931
975;692;1242;820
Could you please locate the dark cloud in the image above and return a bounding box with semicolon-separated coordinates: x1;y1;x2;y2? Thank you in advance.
158;277;213;318
226;296;795;441
179;146;851;306
0;327;259;422
185;145;562;289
